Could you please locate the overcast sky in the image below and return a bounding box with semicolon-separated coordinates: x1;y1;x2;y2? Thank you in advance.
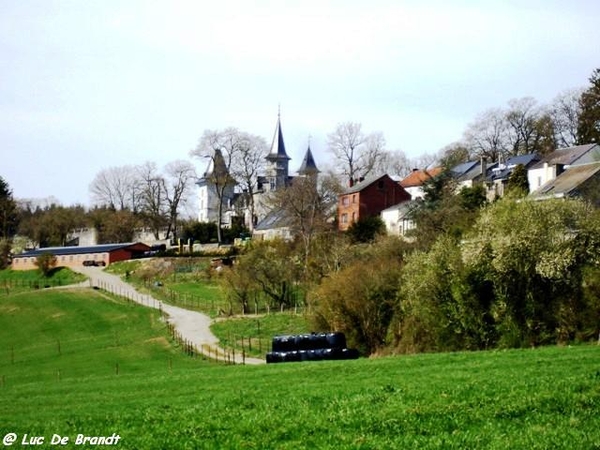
1;1;599;206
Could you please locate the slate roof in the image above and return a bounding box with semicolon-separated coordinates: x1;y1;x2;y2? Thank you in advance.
266;114;290;161
342;174;389;195
400;168;443;187
450;161;479;178
15;243;148;258
254;209;292;231
532;162;600;198
488;153;540;182
530;144;599;169
297;145;319;175
458;161;498;182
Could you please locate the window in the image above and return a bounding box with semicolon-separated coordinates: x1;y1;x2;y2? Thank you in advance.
351;212;356;222
342;196;350;206
341;213;348;224
537;176;542;188
352;195;356;203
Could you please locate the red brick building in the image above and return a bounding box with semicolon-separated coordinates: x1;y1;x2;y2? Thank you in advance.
337;174;411;231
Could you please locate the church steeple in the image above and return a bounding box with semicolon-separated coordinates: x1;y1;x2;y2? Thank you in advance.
265;110;291;191
298;140;319;175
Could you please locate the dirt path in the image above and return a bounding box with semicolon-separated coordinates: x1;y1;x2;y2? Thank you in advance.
73;267;265;365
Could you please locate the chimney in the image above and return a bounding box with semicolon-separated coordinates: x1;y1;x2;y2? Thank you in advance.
480;157;487;180
349;178;354;187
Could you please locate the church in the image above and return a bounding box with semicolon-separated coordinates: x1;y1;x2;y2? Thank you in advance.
196;113;319;239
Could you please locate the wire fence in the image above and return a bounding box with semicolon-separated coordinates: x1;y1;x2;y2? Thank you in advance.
0;276;276;366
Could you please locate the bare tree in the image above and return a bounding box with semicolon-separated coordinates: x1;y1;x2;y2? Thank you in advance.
230;133;268;231
267;172;339;273
377;149;411;179
190;128;241;244
464;108;509;162
551;88;584;148
137;161;168;240
327;122;387;185
89;165;140;211
163;160;197;240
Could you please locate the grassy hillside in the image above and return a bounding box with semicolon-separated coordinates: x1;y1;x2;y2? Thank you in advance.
1;288;599;449
0;289;206;384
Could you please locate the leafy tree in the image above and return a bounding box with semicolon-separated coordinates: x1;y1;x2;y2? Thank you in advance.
346;215;386;243
310;236;405;355
459;185;487;211
397;235;493;353
0;176;18;240
463;198;600;347
35;252;57;277
0;176;18;268
88;207;138;244
229;240;300;310
577;68;600;144
412;171;479;249
505;164;529;197
18;203;87;247
180;221;218;244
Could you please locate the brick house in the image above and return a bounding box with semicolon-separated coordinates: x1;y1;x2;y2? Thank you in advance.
337;174;411;231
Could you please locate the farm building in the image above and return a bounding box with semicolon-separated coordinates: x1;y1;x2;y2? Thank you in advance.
11;243;151;271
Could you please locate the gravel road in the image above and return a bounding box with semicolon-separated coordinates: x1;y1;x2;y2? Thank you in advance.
73;266;265;365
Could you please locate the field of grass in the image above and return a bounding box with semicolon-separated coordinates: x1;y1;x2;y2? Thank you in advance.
0;267;86;294
4;264;596;448
2;338;599;449
211;313;310;358
0;288;206;384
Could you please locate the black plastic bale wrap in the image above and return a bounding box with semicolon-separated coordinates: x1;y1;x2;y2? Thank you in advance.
266;332;358;363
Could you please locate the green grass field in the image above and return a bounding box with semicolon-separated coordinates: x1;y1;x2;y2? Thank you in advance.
1;287;600;448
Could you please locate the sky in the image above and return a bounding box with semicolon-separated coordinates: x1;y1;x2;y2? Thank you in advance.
1;0;599;207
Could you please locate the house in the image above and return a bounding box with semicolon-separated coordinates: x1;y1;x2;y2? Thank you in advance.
527;144;600;192
11;242;151;271
380;200;419;238
337;174;411;231
486;153;540;200
399;168;443;200
252;210;293;241
530;161;600;205
454;159;497;190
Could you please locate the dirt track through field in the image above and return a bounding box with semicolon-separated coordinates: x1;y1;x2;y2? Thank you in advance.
72;266;265;365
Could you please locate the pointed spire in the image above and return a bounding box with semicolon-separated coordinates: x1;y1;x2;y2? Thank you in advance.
298;142;319;175
204;149;230;179
267;109;290;161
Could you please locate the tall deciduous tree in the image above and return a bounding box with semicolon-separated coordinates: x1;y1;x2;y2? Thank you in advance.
89;165;140;211
327;122;387;186
551;88;584;148
191;128;243;244
464;108;509;162
267;172;339;272
230;133;268;231
136;162;168;240
577;68;600;145
163;160;197;240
